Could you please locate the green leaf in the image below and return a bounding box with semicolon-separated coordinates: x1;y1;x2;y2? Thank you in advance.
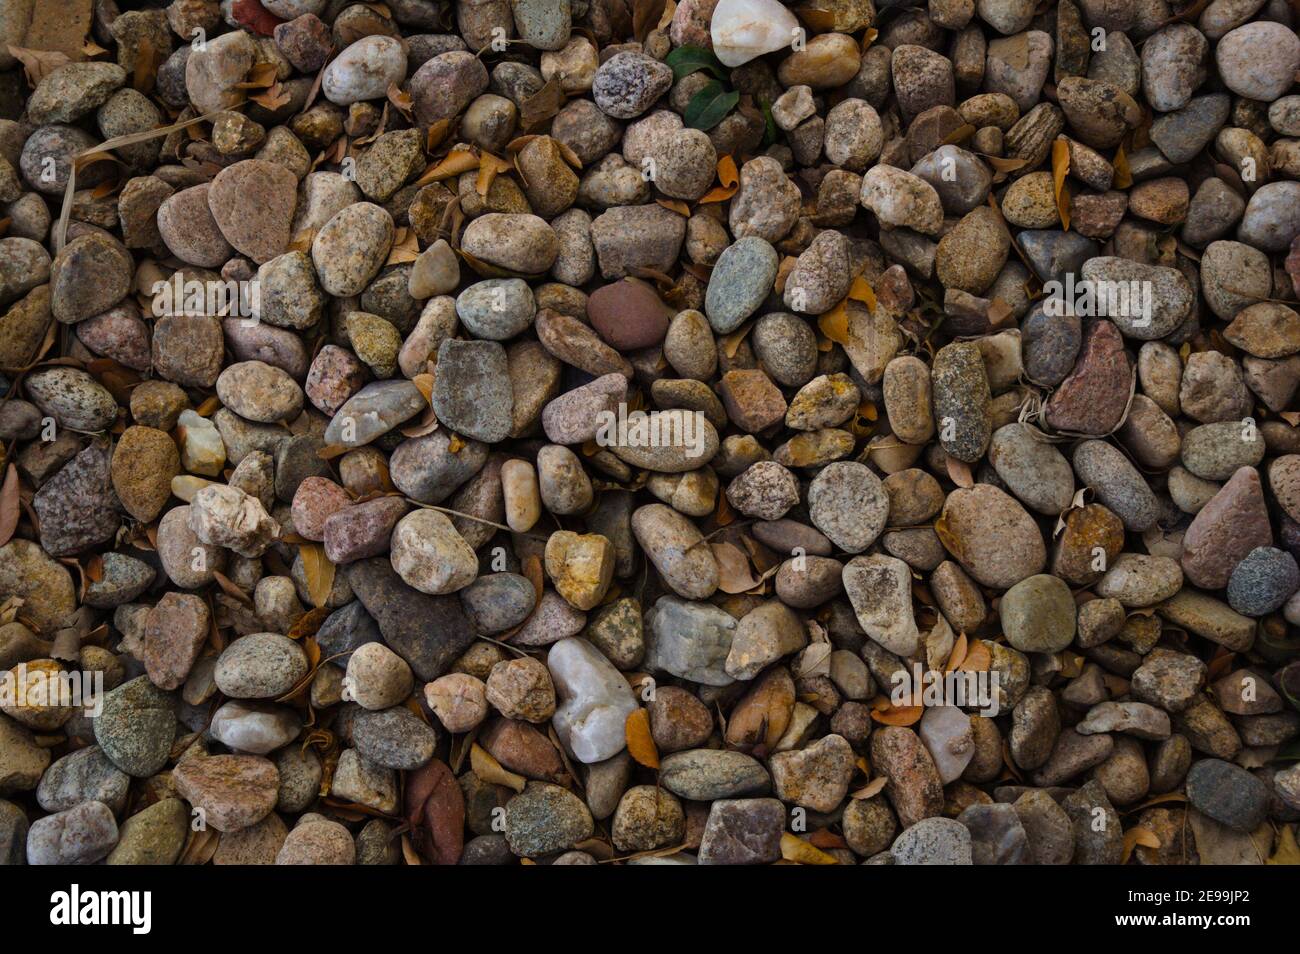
665;44;728;82
684;82;739;131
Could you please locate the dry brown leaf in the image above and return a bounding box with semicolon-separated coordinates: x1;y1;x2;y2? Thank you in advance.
298;543;336;609
179;826;220;865
720;320;754;359
945;456;974;489
1112;143;1133;189
415;147;480;185
632;0;668;43
386;82;413;119
520;76;566;129
655;197;691;217
476;151;512;197
424;117;450;153
944;632;969;673
238;62;278;89
780;832;839;864
870;702;923;726
8;46;71;87
711;541;761;593
956;639;991;673
851;776;888;800
0;464;18;548
385;226;421;266
1051;137;1071;230
1120;825;1161;864
698;154;740;204
249;81;292;110
211;570;253;607
847;274;877;312
625;708;660;769
470;742;526;793
1268;825;1300;865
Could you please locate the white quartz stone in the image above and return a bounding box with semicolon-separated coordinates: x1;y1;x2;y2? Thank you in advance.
548;638;639;764
710;0;802;68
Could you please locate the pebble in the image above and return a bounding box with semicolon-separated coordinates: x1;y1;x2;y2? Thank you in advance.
1186;758;1268;832
214;633;309;699
1001;574;1076;653
939;485;1046;589
323;36;407;105
503;781;594;856
26;800;118;865
698;797;784;865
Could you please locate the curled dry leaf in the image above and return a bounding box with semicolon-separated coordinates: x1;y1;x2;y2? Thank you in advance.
1051;138;1071;231
298;543;336;609
624;708;659;769
1120;825;1161;864
780;832;839;864
851;776;888;800
470;742;526;793
698;154;740;204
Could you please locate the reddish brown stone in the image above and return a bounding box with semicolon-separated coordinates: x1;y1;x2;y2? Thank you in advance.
1182;467;1272;589
587;279;671;350
1044;319;1131;435
718;369;788;433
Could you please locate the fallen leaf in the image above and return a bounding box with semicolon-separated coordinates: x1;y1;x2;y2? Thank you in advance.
470;742;526;793
847;275;877;312
944;633;969;673
475;151;512;197
697;154;740;203
945;456;974;489
385;225;421;265
851;776;888;800
870;703;924;726
625;708;660;769
0;465;18;548
818;300;851;345
414;147;480;185
1121;825;1161;864
956;639;991;673
298;543;336;609
425;118;450;153
286;605;331;641
655;197;691;217
238;62;278;89
1268;825;1300;865
519;76;566;129
632;0;668;43
249;81;292;110
1112;143;1133;189
711;541;761;593
780;832;839;864
8;46;71;87
386;82;413;119
720;320;753;359
1051;137;1071;230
